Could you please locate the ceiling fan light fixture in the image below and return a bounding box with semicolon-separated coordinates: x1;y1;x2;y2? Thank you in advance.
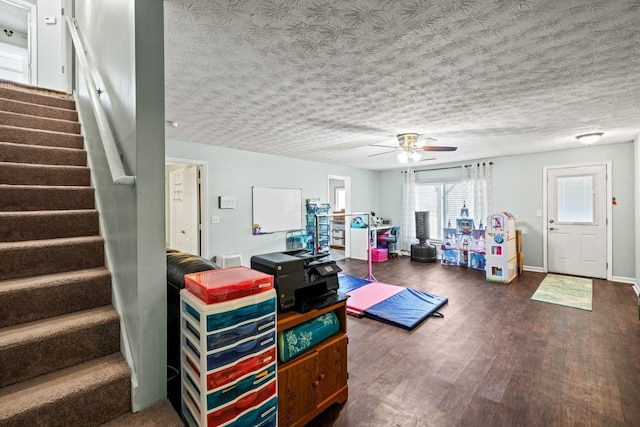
409;151;422;161
576;132;603;145
397;151;409;164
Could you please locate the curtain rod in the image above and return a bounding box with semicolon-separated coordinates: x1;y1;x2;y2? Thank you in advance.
400;162;493;173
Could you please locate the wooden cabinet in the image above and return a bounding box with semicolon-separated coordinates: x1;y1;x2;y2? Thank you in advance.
277;301;348;427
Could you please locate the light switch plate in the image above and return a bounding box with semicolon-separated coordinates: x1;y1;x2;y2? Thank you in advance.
218;196;235;209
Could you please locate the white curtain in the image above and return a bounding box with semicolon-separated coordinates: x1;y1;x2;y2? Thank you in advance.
462;162;493;227
398;169;416;254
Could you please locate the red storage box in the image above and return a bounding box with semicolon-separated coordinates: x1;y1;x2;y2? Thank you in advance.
185;266;274;304
371;248;388;263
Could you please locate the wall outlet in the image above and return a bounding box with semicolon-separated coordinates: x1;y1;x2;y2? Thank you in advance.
211;215;220;224
218;196;235;209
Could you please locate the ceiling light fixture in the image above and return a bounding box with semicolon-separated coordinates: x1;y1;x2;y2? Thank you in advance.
575;132;603;145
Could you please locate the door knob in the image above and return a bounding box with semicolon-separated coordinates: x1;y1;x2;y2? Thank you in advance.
549;219;555;223
180;230;186;234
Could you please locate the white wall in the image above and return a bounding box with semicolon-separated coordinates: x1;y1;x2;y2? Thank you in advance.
379;142;636;279
166;140;380;264
74;0;165;411
35;0;64;91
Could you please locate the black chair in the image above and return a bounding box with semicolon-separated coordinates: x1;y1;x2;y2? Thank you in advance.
166;250;218;415
378;227;400;258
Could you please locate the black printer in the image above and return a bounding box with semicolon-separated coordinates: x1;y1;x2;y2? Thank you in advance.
250;250;344;313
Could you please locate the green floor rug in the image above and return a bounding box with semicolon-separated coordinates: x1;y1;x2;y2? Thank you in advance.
531;274;592;311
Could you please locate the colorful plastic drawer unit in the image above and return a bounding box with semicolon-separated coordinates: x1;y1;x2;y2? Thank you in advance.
185;266;273;305
207;347;276;390
207;364;276;410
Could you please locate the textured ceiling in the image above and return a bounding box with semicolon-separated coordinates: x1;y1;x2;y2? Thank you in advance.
164;0;640;171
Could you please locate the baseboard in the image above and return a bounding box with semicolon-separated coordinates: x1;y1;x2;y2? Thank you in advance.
611;276;636;285
633;283;639;297
523;265;544;273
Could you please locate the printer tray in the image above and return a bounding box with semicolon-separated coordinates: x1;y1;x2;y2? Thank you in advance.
299;291;348;313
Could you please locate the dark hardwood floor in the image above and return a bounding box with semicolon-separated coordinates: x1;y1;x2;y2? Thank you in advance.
308;256;640;427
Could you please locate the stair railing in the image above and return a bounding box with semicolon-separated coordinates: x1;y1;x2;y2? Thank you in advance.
65;15;139;395
65;16;135;186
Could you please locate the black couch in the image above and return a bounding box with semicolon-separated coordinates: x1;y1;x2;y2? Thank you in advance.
166;249;218;414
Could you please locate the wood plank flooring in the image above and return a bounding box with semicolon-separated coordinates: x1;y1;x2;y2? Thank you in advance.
308;256;640;427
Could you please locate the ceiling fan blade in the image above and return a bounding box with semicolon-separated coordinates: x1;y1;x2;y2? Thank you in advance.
419;157;437;162
422;146;457;152
368;144;398;149
417;136;438;143
368;149;397;158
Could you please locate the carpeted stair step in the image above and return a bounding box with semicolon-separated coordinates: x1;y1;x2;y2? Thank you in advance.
0;306;120;388
101;399;183;427
0;353;130;426
0;210;99;242
0;236;104;281
0;110;80;134
0;162;90;186
0;125;83;149
0;268;111;328
0;141;87;166
0;97;78;121
0;184;94;211
0;84;75;110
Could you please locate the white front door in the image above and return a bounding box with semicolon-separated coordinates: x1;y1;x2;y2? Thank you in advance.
546;164;607;279
169;165;200;255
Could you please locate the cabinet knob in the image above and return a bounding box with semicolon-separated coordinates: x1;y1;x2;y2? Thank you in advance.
320;373;326;380
313;381;319;387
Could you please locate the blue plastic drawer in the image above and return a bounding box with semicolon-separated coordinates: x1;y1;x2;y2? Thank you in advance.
206;298;276;332
207;364;276;410
207;330;276;371
207;314;275;351
225;396;277;427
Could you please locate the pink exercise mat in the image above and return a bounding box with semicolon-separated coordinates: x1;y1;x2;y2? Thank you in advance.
346;282;404;316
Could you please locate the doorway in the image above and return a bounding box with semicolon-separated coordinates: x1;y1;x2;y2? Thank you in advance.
165;159;208;257
543;162;611;279
0;0;36;85
327;175;351;261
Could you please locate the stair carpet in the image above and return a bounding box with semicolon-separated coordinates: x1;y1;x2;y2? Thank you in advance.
0;82;182;426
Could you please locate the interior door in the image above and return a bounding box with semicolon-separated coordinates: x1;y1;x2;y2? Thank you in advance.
169;165;199;254
0;0;34;85
546;164;607;278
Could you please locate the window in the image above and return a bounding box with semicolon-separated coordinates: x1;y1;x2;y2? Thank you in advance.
415;180;476;241
334;187;345;211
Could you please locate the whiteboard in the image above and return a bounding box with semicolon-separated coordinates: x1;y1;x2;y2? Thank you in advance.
252;187;303;234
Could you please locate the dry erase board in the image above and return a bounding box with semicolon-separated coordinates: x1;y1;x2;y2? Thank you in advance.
252;187;303;234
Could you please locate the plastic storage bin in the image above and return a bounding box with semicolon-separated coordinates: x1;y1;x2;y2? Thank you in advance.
185;266;273;305
371;248;388;263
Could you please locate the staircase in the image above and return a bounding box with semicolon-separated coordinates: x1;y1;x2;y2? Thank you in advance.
0;82;181;426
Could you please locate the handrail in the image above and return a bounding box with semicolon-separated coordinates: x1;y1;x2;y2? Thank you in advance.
66;16;135;186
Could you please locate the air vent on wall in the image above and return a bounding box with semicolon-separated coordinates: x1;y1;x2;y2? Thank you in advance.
220;253;242;268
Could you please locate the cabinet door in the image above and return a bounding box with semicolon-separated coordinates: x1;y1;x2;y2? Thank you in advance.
315;334;348;407
278;352;318;426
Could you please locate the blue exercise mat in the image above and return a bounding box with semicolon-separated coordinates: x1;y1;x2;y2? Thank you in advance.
363;288;448;331
338;274;448;330
338;274;371;293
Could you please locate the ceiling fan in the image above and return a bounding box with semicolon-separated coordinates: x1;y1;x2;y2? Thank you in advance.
368;133;457;164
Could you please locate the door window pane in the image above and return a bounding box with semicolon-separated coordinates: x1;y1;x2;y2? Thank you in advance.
556;175;594;223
